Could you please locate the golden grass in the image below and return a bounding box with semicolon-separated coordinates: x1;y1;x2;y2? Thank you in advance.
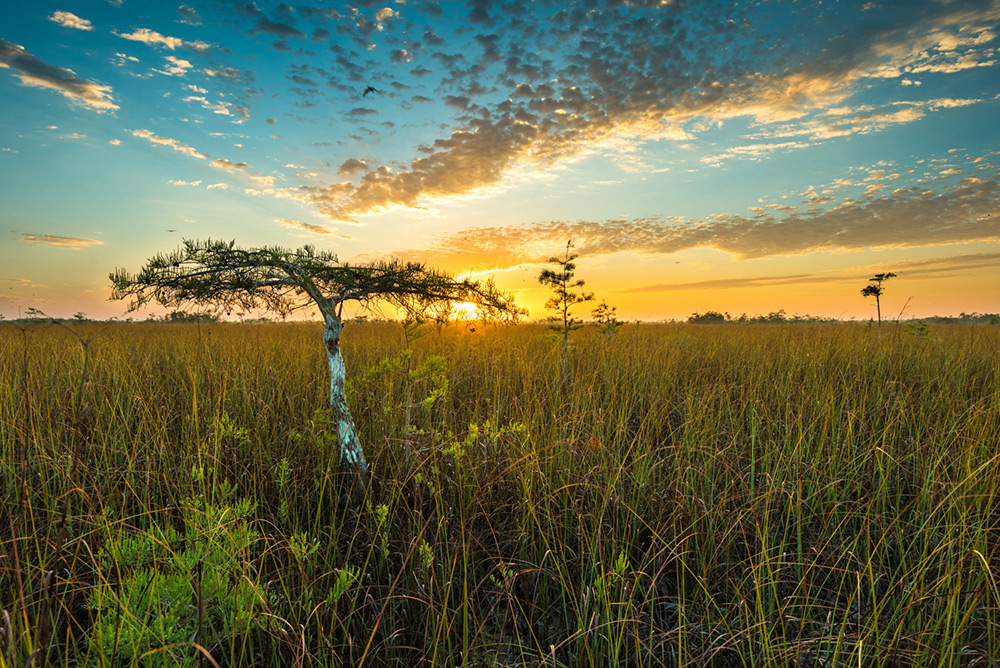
1;320;998;666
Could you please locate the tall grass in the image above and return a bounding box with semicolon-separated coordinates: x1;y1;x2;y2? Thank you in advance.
1;321;998;666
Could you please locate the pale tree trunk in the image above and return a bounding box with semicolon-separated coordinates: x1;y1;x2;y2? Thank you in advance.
323;313;368;477
876;296;882;338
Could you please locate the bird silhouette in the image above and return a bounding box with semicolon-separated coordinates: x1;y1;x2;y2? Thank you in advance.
363;86;379;97
166;229;177;232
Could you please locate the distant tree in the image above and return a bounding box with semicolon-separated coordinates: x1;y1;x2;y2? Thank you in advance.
73;311;88;322
861;272;896;337
110;239;521;487
591;300;622;340
687;311;729;324
166;310;219;324
538;240;594;383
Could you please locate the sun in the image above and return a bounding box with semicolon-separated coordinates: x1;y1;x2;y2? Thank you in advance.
451;301;480;320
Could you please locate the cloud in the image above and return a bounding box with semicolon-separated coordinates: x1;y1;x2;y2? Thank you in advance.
702;141;813;166
49;11;93;31
211;157;249;172
750;98;984;142
253;17;305;39
131;129;208;159
337;158;368;175
182;94;231;114
177;5;202;25
0;39;118;112
168;179;202;186
159;55;193;76
15;233;103;249
876;251;1000;279
202;67;251;85
127;128;277;189
211;157;274;185
117;28;210;52
390;49;413;63
276;218;350;238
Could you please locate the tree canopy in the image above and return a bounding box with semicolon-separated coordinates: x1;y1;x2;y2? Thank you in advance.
109;239;521;322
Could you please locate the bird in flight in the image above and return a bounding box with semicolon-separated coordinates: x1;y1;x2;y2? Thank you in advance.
363;86;379;97
166;229;177;232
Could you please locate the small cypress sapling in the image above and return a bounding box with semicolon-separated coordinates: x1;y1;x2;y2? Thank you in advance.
861;272;896;338
591;300;621;340
538;240;594;384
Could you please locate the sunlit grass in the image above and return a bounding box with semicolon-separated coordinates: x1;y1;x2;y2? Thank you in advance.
1;321;998;666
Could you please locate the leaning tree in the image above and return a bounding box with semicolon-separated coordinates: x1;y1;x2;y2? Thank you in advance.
110;239;521;482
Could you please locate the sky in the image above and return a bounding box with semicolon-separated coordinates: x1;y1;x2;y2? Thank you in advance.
1;0;998;322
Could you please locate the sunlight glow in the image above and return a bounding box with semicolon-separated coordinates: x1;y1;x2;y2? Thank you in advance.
451;301;480;320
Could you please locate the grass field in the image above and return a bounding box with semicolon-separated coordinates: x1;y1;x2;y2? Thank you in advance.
1;321;998;667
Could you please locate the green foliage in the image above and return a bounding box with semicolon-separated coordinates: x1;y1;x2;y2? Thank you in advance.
87;485;268;667
288;531;319;564
906;320;930;338
860;271;897;301
591;299;621;338
109;238;521;323
328;566;359;605
538;240;594;383
538;240;595;337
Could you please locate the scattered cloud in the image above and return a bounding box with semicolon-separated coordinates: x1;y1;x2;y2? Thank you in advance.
182;94;231;114
276;217;351;237
131;129;207;159
117;28;209;52
177;5;202;25
49;11;93;31
211;157;274;186
702;141;812;166
278;0;1000;221
0;39;118;112
159;55;193;76
168;179;202;186
0;277;49;289
337;158;368;175
15;233;103;249
253;17;305;39
211;157;249;172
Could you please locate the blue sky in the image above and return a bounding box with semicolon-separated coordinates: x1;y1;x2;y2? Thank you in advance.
1;0;998;320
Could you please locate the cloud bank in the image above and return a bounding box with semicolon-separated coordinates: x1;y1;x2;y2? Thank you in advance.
388;169;1000;270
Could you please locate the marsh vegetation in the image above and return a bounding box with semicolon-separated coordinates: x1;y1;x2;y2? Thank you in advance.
1;321;998;666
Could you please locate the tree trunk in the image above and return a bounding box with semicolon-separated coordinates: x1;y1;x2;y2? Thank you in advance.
323;314;368;478
876;297;882;338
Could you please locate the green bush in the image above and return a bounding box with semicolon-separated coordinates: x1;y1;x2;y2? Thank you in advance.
87;481;268;667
